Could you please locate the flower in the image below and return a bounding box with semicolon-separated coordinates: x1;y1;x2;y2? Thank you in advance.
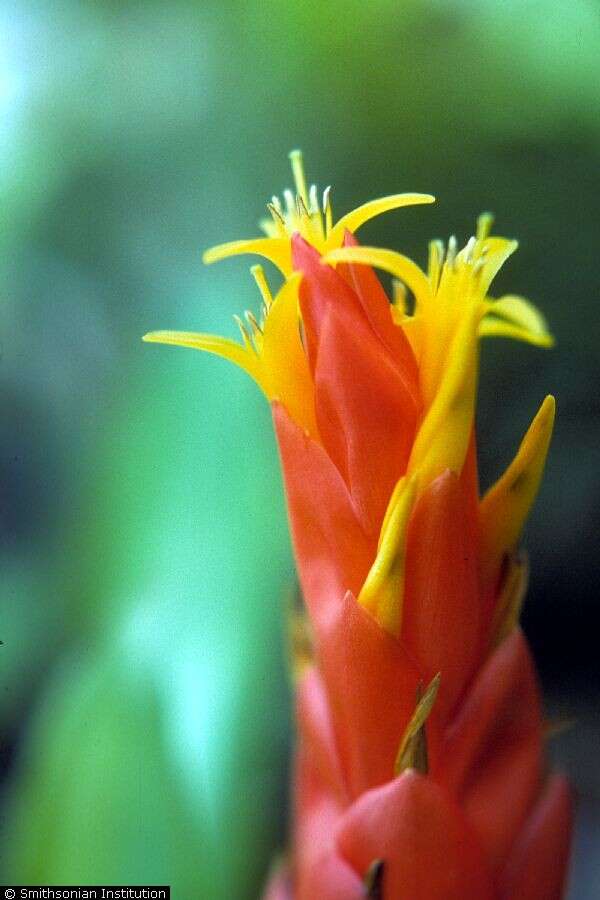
144;152;572;899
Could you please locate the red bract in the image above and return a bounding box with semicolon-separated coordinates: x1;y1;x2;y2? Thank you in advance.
293;235;420;537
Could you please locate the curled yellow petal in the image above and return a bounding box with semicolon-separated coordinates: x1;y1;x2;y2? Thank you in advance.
327;193;435;246
475;237;519;296
142;330;265;389
358;475;417;637
394;673;441;776
480;294;554;348
323;246;432;314
480;395;555;587
144;276;318;438
203;237;292;275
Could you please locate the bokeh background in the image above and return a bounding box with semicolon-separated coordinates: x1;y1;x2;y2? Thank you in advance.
1;0;599;896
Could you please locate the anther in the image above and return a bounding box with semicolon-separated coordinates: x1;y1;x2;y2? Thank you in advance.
250;264;274;309
322;186;332;234
446;235;458;268
289;149;309;207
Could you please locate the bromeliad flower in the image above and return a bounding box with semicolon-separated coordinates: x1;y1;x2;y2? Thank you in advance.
144;153;571;899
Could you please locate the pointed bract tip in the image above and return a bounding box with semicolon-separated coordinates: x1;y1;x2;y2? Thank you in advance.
479;392;557;588
363;859;385;899
394;673;441;777
542;393;556;417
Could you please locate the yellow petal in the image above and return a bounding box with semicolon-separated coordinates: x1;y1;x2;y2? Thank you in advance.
327;193;435;246
358;475;417;636
142;330;266;391
480;294;554;347
427;239;445;292
479;395;555;587
144;276;319;438
323;246;432;315
475;237;518;296
408;303;481;488
399;315;424;361
260;274;318;437
479;319;554;347
203;238;292;275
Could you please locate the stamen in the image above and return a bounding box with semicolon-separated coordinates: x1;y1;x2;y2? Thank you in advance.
245;309;263;336
476;211;494;242
283;189;296;217
323;186;332;235
309;183;319;214
233;314;256;353
296;192;310;221
267;202;285;228
289;149;309;207
473;245;490;276
446;235;458;269
392;279;408;316
428;239;444;292
463;235;477;264
250;264;273;309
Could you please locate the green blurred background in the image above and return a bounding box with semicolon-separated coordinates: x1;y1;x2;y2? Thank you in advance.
1;0;599;896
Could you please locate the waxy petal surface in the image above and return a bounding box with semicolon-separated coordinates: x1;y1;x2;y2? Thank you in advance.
295;746;364;900
314;301;418;534
318;591;422;797
263;867;293;900
499;774;573;900
439;629;543;871
273;402;375;630
403;469;481;720
292;234;365;373
297;668;347;803
339;230;420;395
337;770;494;899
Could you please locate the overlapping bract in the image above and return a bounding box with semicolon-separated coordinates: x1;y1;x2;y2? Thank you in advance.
144;154;571;899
